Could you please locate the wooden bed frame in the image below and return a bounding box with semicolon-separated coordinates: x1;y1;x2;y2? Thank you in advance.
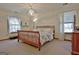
17;26;55;51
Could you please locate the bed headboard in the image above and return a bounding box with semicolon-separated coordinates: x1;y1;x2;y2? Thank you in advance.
36;25;55;39
36;26;55;32
36;26;54;28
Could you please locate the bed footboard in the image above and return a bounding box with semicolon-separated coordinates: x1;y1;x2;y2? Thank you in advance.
18;30;41;51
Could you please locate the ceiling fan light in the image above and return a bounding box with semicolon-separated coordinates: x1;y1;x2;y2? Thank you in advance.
33;18;38;22
29;9;34;15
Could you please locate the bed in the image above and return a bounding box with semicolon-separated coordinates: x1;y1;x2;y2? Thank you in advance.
17;26;55;51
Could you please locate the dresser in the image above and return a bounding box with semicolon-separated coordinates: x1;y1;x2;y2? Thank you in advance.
72;32;79;55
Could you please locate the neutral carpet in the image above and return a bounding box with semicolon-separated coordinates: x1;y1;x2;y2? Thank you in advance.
0;39;71;55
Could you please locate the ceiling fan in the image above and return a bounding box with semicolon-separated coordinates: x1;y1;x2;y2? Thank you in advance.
28;4;35;16
28;3;38;22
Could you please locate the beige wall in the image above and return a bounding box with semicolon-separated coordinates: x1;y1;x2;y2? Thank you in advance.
0;5;79;40
0;9;29;40
35;12;60;38
34;6;79;40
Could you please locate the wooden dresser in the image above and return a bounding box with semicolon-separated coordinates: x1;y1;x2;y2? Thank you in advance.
72;32;79;55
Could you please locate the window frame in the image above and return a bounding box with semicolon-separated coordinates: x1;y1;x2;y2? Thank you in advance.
8;16;21;33
63;11;75;33
64;22;74;33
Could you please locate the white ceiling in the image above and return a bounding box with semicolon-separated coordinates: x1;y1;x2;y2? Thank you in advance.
0;3;79;15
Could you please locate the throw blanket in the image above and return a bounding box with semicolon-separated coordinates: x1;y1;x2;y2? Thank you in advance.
39;31;53;45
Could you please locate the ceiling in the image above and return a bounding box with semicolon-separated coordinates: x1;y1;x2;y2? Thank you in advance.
0;3;79;15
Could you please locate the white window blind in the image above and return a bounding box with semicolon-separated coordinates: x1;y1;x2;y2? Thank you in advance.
64;11;75;33
8;16;21;33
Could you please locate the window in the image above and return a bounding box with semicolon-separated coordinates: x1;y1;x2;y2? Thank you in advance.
8;16;21;33
64;23;74;32
64;11;75;33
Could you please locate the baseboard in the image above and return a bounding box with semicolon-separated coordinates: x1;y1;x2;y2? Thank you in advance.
9;36;17;39
0;38;10;41
54;37;59;39
0;36;17;41
64;39;71;41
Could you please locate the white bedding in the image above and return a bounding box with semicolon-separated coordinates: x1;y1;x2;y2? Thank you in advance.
39;31;53;45
33;29;54;45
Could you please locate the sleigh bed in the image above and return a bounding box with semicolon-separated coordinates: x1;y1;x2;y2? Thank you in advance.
17;26;55;51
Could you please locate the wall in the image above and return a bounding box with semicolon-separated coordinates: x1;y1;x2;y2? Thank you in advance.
34;5;79;40
0;5;79;40
35;11;60;39
0;9;29;40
